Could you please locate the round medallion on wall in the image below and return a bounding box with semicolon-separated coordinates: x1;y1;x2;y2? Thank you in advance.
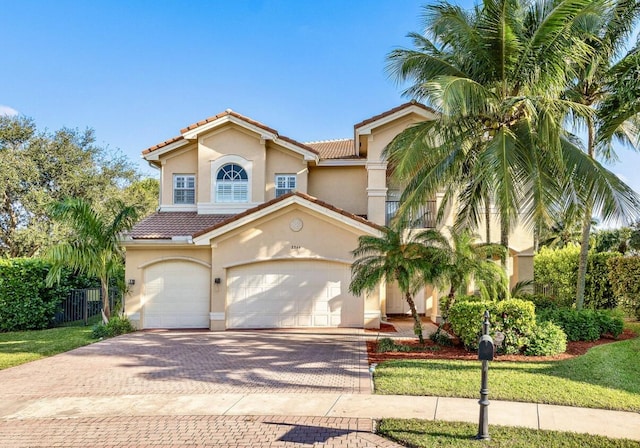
289;218;303;232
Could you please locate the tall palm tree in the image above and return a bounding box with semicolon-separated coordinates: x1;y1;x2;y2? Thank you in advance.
384;0;639;257
564;0;640;309
46;198;139;320
349;221;448;343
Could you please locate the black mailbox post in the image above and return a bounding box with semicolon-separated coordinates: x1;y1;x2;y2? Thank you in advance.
476;310;494;440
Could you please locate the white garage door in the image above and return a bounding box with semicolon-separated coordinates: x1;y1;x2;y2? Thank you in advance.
143;261;210;329
226;260;363;329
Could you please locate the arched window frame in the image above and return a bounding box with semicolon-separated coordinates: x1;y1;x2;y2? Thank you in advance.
215;163;248;203
210;155;253;205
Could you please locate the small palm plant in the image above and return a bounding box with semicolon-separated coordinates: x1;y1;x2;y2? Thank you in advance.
46;198;139;321
349;220;448;343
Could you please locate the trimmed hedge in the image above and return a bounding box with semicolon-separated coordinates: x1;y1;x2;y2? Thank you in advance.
536;308;623;341
608;256;640;319
524;321;567;356
0;258;96;332
534;246;619;309
448;298;537;354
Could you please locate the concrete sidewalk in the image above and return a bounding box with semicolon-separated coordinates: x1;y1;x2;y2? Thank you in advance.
2;393;639;442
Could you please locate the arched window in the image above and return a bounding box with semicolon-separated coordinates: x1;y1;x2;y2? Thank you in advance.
216;163;248;202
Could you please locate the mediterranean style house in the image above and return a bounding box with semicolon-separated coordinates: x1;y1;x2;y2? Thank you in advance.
122;102;534;330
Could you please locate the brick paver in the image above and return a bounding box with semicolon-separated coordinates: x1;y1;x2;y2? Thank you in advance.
1;330;368;399
0;415;402;447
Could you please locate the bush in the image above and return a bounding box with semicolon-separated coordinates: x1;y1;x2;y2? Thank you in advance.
429;326;453;346
534;246;620;309
608;256;640;319
537;308;623;341
0;259;97;332
514;293;560;311
448;298;536;354
524;321;567;356
91;314;135;339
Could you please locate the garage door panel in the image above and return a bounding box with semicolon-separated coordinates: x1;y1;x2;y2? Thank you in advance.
143;261;210;329
226;260;363;329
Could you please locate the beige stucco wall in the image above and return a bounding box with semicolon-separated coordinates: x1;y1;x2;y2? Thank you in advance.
307;166;367;216
265;145;308;201
123;245;211;328
206;205;381;330
160;145;198;207
200;125;267;204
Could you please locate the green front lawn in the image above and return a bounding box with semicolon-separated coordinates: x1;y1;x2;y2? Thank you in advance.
374;323;640;412
0;326;97;370
377;419;640;448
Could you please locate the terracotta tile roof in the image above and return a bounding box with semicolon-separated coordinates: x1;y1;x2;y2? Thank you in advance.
353;100;436;130
127;212;234;239
305;139;357;159
142;135;185;155
192;192;381;238
142;109;319;157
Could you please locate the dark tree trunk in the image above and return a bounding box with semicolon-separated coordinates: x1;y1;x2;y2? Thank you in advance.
404;291;424;344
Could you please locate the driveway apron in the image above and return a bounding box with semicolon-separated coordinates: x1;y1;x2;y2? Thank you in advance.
0;330;370;398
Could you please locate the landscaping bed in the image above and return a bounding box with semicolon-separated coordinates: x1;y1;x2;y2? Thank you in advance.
367;328;637;364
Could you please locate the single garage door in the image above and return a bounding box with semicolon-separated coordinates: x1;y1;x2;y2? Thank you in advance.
143;260;210;329
226;260;363;329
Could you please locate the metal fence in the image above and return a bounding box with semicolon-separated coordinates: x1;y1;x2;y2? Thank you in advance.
54;288;120;326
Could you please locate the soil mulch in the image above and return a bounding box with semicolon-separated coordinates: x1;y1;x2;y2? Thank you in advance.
367;328;637;364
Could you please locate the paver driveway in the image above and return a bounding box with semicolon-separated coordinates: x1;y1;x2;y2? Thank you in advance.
1;330;369;398
0;330;403;447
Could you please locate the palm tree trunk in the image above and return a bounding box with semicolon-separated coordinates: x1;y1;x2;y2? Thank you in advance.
404;291;424;344
101;277;111;322
500;215;509;269
576;118;596;310
485;198;491;244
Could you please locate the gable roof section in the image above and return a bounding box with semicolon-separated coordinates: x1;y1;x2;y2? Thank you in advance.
305;139;359;159
127;212;234;239
354;100;436;135
143;109;319;162
192;192;382;244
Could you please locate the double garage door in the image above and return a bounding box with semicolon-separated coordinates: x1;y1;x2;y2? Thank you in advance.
142;259;363;329
226;260;363;329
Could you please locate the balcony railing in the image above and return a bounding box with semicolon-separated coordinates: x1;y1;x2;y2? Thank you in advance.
385;200;437;228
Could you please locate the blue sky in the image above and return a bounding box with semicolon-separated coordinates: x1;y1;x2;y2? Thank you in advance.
2;0;639;194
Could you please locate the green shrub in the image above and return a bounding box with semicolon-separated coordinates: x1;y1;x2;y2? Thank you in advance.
429;326;453;346
91;314;135;339
448;298;536;354
534;246;620;309
0;258;99;332
514;293;560;311
608;256;640;319
537;308;623;341
524;321;567;356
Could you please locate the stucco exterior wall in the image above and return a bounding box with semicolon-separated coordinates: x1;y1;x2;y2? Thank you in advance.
159;145;198;207
207;205;381;330
265;145;307;201
307;166;367;216
200;125;267;204
123;245;211;328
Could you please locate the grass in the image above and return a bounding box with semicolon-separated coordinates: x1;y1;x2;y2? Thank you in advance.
377;419;640;448
374;322;640;412
0;326;97;370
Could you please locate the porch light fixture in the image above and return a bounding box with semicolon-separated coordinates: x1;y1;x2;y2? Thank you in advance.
128;279;135;286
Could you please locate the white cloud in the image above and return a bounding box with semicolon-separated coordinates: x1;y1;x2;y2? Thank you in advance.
0;105;19;116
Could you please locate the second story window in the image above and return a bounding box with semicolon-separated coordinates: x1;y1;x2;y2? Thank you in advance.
275;174;296;197
216;163;248;202
174;175;195;204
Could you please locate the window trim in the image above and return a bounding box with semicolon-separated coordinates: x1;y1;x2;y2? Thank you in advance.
275;174;296;198
173;174;196;205
215;163;249;203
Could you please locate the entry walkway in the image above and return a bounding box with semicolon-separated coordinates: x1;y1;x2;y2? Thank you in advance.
1;393;639;442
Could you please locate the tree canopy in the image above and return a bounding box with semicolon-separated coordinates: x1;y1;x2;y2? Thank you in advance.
0;115;157;258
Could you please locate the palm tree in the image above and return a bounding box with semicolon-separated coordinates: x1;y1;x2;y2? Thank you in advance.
428;227;508;317
384;0;639;257
349;220;448;343
46;198;139;321
563;0;640;309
